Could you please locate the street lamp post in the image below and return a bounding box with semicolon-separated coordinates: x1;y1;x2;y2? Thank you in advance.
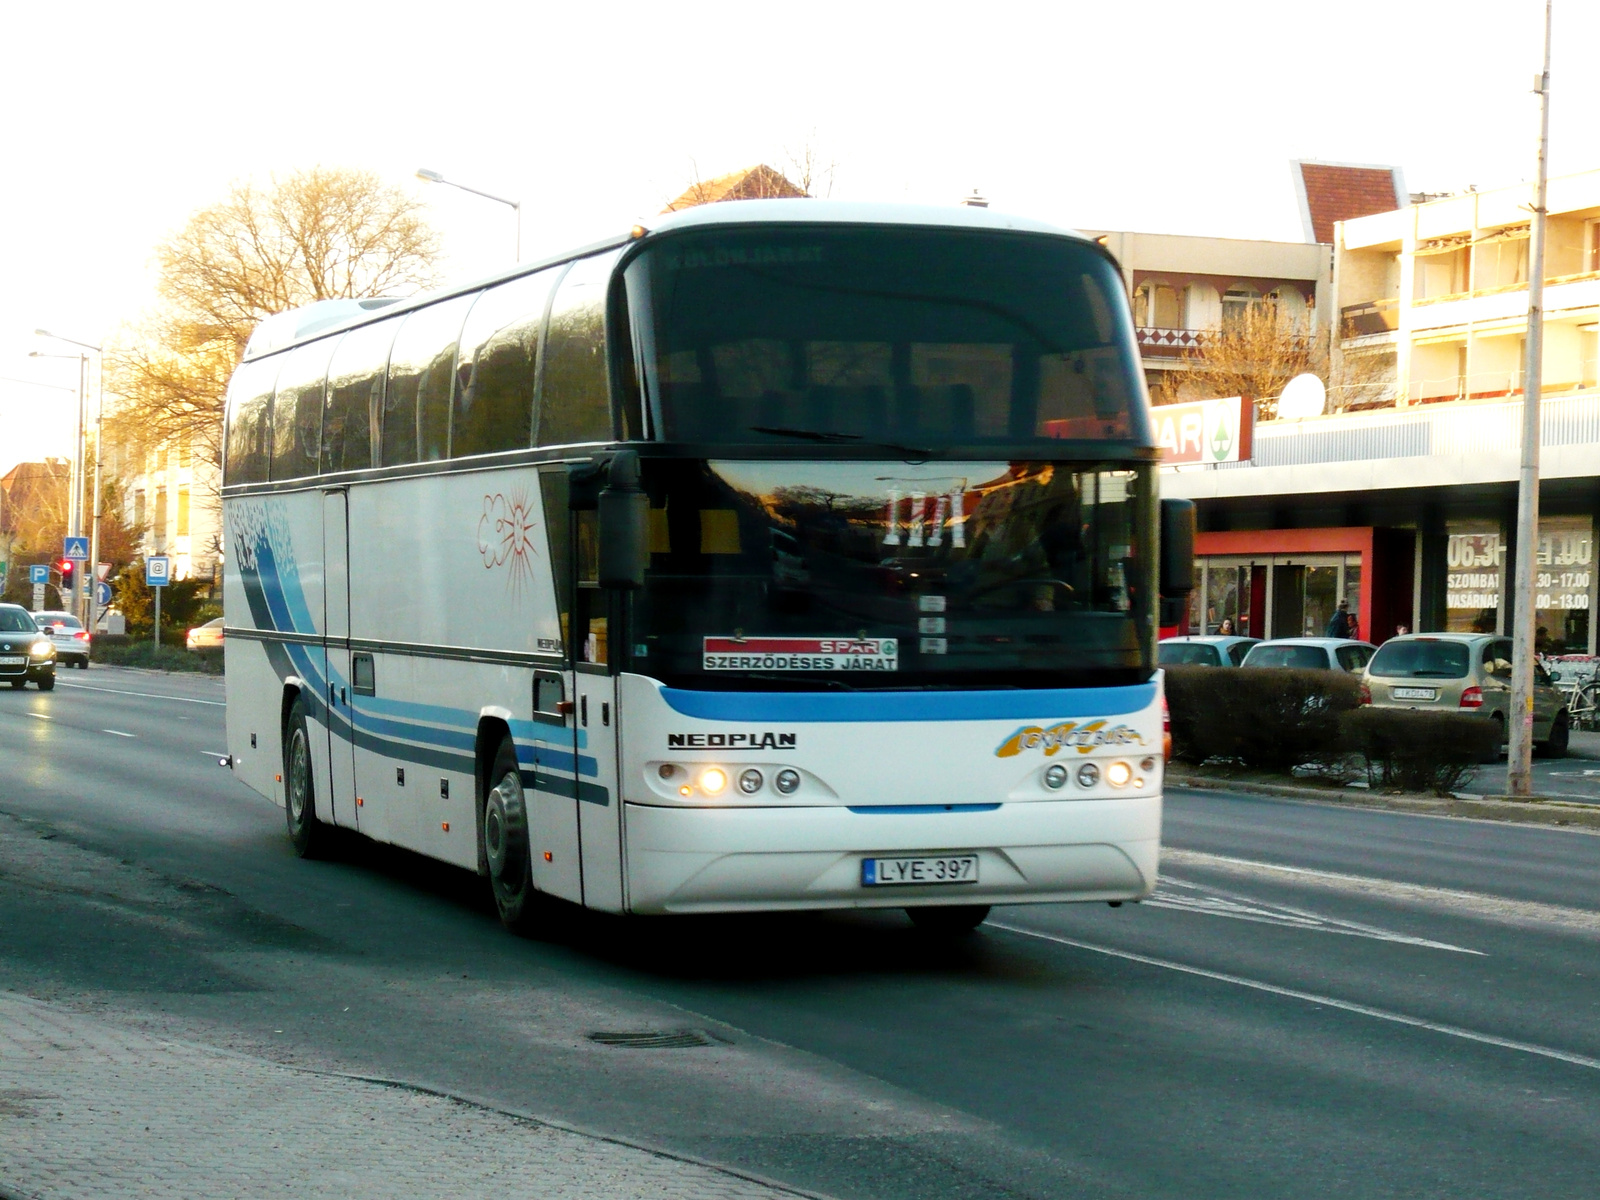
415;167;522;261
35;331;104;628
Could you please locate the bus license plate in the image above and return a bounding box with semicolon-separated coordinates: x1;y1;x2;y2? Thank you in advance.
862;855;978;886
1392;686;1437;700
0;657;25;666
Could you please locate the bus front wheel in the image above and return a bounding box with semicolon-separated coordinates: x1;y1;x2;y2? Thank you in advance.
483;736;543;936
907;905;990;935
284;697;330;858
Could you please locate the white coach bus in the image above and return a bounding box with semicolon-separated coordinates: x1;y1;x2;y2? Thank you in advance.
220;200;1195;935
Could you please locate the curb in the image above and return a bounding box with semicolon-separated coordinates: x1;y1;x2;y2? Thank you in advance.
1167;772;1600;831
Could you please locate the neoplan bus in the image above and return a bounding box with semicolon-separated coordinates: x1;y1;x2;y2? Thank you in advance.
220;200;1196;936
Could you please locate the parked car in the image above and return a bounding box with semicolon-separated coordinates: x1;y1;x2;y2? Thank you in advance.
1159;635;1261;668
0;603;57;690
187;617;225;651
1239;637;1377;673
1362;632;1569;757
33;610;90;669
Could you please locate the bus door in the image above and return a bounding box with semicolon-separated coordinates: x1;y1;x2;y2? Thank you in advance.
321;487;357;828
572;662;623;912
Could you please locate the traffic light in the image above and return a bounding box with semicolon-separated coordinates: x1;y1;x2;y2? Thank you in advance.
59;559;75;594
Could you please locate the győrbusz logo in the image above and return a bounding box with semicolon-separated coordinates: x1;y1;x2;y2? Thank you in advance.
993;720;1144;757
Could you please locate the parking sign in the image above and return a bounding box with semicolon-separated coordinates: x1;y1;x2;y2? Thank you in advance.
145;556;171;587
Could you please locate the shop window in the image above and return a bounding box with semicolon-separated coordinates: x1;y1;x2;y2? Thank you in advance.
1533;516;1592;654
1445;526;1503;634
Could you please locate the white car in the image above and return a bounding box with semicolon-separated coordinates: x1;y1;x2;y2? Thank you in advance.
1240;637;1376;673
33;610;91;669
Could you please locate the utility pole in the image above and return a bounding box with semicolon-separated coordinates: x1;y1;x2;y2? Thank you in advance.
1508;0;1553;796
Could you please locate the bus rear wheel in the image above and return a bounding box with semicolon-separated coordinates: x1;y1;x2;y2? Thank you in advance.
483;736;543;936
284;697;330;858
907;905;990;935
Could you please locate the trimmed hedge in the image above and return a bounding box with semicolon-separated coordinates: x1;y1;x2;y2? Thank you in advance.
1166;666;1362;771
90;634;224;674
1342;707;1495;796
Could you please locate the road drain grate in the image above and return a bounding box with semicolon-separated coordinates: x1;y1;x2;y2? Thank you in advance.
586;1029;726;1049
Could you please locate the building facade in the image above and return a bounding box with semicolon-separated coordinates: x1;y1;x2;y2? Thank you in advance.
1164;168;1600;654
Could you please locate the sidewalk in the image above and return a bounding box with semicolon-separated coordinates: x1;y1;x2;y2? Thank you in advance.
0;991;815;1200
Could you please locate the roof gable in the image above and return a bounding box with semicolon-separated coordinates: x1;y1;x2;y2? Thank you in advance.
1292;161;1406;244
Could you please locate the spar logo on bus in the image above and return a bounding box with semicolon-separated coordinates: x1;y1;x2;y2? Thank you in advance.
702;636;898;672
994;719;1145;757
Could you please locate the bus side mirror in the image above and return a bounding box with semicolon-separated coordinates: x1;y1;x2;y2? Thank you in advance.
1160;498;1195;597
598;449;649;590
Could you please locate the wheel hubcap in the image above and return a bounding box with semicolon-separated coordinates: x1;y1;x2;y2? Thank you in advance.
485;770;527;885
288;731;309;822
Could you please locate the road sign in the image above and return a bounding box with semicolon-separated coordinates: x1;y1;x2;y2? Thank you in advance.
96;581;113;607
145;555;170;587
63;536;89;561
31;583;45;611
29;565;49;586
96;561;111;581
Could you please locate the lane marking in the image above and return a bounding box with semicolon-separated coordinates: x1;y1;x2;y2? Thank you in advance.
1149;876;1481;954
101;729;136;738
56;682;224;707
1163;848;1600;935
27;713;50;721
990;922;1600;1073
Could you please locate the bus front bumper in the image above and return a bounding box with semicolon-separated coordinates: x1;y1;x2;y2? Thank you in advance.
622;795;1161;915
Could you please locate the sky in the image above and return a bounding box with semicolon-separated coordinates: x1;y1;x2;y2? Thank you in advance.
2;0;1594;475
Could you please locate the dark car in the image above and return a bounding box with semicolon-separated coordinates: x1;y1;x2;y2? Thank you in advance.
0;603;57;690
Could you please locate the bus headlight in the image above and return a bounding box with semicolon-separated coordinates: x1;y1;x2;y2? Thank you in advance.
1106;760;1133;788
774;768;801;795
698;767;728;795
738;768;764;794
1043;764;1068;789
1075;762;1100;788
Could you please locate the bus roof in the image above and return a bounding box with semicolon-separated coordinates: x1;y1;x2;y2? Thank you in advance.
240;201;1096;363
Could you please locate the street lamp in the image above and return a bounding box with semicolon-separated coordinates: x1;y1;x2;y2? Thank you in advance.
415;166;522;261
35;330;103;627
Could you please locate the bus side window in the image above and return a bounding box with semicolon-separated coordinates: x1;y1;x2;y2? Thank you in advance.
323;318;396;473
453;270;556;458
538;468;574;659
538;252;619;447
270;340;334;482
224;358;280;486
386;295;474;467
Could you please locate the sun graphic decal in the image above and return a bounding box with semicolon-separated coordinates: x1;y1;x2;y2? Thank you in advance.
477;489;539;598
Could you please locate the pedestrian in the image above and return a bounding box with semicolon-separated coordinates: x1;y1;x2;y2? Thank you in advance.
1325;599;1353;639
1217;618;1235;636
1395;624;1409;637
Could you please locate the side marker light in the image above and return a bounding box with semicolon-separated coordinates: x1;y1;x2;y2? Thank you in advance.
544;851;553;862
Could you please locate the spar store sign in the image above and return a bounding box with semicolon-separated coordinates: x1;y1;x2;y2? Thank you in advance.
1155;396;1254;465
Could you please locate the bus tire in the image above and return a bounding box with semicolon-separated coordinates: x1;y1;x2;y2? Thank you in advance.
906;905;990;935
482;736;542;936
284;697;329;858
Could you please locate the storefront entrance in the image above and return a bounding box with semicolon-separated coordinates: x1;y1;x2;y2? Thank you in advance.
1199;554;1361;639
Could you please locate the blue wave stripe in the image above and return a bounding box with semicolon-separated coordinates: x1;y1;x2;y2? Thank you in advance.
659;682;1159;723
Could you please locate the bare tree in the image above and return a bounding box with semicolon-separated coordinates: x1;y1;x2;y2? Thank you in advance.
106;167;442;475
1176;304;1327;420
783;132;836;199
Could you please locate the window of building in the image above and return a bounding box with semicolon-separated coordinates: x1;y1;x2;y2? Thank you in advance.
1444;525;1503;634
1472;236;1528;291
176;487;190;537
1133;283;1186;329
1220;287;1262;328
1415;246;1471;300
1534;516;1592;655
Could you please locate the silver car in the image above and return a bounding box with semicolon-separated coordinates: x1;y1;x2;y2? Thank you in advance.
1158;635;1261;667
1239;637;1377;673
33;610;90;669
1362;632;1568;756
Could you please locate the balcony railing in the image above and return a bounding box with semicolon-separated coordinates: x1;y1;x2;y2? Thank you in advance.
1339;299;1399;338
1136;326;1208;356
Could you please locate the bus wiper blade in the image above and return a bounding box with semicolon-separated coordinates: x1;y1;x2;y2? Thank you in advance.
748;426;933;459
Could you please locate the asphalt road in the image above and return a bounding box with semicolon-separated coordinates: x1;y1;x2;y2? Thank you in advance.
2;666;1598;1199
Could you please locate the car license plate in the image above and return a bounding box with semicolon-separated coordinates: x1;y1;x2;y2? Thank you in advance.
0;656;25;666
1392;686;1438;700
861;855;978;886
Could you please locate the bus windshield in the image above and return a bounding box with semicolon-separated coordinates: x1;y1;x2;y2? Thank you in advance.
631;458;1155;689
626;226;1147;447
